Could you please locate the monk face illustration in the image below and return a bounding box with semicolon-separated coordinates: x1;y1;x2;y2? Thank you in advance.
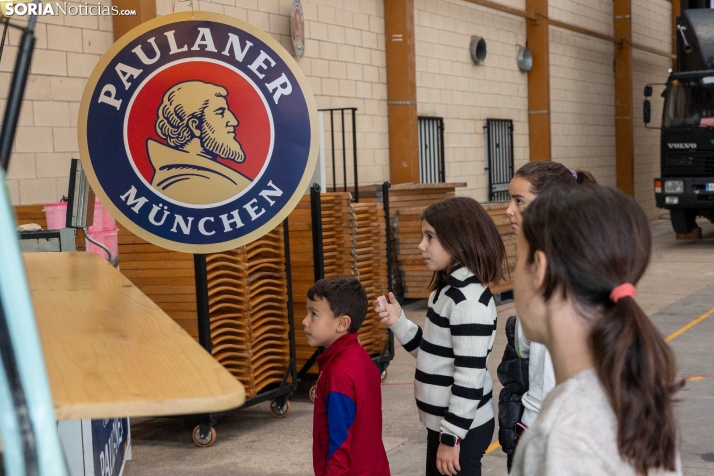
148;80;252;206
196;95;244;162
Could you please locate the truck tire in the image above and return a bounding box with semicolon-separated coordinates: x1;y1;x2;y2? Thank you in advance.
670;209;697;234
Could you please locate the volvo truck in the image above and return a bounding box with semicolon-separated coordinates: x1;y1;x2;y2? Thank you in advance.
644;8;714;234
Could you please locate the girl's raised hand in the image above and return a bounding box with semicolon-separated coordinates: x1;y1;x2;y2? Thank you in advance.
373;292;402;326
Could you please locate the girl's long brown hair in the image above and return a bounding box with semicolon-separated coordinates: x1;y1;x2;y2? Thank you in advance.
514;160;598;194
522;185;681;475
422;197;506;291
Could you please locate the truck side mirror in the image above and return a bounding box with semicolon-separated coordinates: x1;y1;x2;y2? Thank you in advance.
643;99;651;124
644;85;653;97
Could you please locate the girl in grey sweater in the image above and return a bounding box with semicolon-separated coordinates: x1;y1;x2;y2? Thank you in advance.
511;185;681;476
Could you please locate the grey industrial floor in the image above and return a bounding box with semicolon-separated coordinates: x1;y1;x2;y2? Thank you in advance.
123;218;714;476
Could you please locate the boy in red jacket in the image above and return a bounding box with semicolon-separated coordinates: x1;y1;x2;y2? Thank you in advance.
303;276;391;476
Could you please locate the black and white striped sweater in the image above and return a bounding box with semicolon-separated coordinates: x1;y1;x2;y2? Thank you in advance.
389;266;497;439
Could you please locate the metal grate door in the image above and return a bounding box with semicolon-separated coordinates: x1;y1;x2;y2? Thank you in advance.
418;116;445;183
484;119;514;201
319;107;360;201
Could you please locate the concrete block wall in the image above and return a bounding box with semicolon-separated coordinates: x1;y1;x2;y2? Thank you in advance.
1;1;114;205
547;0;671;219
548;0;616;187
158;0;390;191
633;0;671;219
0;0;672;214
549;27;616;186
414;0;529;201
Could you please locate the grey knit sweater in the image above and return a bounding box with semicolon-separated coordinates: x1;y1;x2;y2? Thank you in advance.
511;368;682;476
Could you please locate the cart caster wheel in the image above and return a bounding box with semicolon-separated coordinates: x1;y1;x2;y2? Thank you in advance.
309;384;317;403
270;399;291;418
192;425;216;447
381;369;388;382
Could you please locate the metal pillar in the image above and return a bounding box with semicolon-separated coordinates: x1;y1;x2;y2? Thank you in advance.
671;0;681;71
526;0;552;162
385;0;420;183
615;0;634;196
309;184;325;282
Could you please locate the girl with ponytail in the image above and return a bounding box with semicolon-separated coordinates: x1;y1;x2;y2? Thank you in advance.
510;185;682;476
498;161;597;471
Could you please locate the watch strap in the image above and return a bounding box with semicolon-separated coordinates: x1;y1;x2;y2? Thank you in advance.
438;431;461;447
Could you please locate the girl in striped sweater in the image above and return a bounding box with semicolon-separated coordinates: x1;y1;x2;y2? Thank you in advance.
374;197;506;476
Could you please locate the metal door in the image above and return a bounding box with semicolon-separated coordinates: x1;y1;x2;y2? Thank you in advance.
418;117;445;183
484;119;514;201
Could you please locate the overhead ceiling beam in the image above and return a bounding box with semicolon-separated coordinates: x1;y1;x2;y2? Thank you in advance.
463;0;537;20
461;1;673;59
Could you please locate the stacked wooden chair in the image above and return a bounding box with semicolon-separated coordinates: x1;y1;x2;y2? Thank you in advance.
290;192;356;374
14;205;47;229
288;191;395;376
393;207;433;299
481;202;516;295
357;183;466;294
392;201;516;299
351;202;389;355
323;192;356;277
205;225;290;399
117;224;291;399
117;228;199;337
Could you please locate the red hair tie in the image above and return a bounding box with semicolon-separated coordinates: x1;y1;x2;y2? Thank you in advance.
610;283;636;303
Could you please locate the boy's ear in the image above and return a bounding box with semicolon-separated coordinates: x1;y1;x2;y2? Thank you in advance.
337;314;352;332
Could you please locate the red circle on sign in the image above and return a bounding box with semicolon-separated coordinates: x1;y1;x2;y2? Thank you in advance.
125;60;272;184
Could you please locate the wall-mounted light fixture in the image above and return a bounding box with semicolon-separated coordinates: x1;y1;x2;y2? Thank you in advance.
517;45;532;72
470;36;487;65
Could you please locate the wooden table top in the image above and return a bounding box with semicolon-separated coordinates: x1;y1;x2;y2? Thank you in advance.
24;252;245;421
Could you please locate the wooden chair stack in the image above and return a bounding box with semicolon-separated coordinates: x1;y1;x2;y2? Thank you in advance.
14;205;48;229
286;195;320;310
322;192;356;277
351;202;389;356
393;207;433;299
392;201;516;299
481;202;516;295
357;183;466;294
205;225;290;399
335;192;357;276
117;228;198;337
290;192;356;374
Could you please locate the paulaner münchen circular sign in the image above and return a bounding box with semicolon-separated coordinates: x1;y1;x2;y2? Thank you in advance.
79;12;318;253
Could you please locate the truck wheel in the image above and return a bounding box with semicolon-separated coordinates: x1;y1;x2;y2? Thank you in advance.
670;209;697;234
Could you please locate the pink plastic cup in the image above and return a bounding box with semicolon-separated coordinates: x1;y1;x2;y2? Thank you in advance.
43;202;68;230
86;227;119;260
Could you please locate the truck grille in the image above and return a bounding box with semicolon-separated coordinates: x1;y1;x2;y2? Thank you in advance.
663;154;714;177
